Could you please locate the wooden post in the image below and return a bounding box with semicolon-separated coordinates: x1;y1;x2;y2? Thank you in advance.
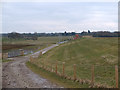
55;61;57;74
45;63;47;70
39;52;42;57
91;65;94;87
0;53;2;59
51;64;53;72
115;65;118;88
2;53;3;59
6;53;8;58
20;50;24;56
30;56;33;62
46;63;49;70
43;60;45;69
33;57;35;64
62;62;65;76
30;56;32;62
74;64;76;80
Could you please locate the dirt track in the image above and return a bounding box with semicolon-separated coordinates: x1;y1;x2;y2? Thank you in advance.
2;44;62;88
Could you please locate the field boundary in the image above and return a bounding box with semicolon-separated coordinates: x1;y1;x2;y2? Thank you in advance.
29;55;119;88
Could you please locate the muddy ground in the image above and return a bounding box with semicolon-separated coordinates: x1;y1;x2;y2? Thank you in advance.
2;44;35;51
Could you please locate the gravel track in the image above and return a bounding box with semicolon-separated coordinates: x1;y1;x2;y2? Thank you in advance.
2;44;61;88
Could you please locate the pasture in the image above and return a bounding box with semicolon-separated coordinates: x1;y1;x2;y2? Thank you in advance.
32;37;118;87
2;36;71;45
2;36;71;51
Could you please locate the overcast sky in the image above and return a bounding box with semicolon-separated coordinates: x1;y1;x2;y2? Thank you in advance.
2;2;118;33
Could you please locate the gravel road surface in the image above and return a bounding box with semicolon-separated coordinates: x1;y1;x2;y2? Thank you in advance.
2;44;62;88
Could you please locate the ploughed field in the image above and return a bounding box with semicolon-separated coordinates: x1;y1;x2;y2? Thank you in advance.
32;37;118;87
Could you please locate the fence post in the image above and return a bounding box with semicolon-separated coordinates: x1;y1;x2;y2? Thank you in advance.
51;64;53;72
55;61;57;74
45;61;47;69
91;65;94;87
0;53;2;59
2;53;3;59
43;60;45;69
6;53;8;58
115;65;118;88
62;62;65;76
20;50;24;56
30;56;33;62
39;52;42;57
74;64;76;80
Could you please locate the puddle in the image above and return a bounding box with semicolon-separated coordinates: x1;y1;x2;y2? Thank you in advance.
4;46;40;58
3;41;68;58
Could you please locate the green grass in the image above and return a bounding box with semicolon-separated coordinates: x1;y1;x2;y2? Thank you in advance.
2;36;72;45
2;36;72;52
32;37;118;87
26;61;90;88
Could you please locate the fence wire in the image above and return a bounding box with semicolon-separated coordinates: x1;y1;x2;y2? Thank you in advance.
31;58;117;87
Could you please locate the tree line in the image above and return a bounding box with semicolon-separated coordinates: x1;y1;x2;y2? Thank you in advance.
1;30;120;40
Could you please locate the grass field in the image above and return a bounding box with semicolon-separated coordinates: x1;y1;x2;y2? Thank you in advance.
2;36;71;51
2;36;71;45
31;37;118;87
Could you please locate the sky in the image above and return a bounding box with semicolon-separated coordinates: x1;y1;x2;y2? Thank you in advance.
2;1;118;33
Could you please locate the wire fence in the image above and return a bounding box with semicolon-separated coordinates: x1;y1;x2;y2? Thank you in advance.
2;47;119;88
2;52;118;88
29;55;118;88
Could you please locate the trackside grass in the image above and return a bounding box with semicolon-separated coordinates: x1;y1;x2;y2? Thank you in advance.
30;37;118;88
26;61;90;88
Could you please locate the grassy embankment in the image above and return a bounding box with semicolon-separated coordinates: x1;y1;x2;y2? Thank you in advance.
28;37;118;88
